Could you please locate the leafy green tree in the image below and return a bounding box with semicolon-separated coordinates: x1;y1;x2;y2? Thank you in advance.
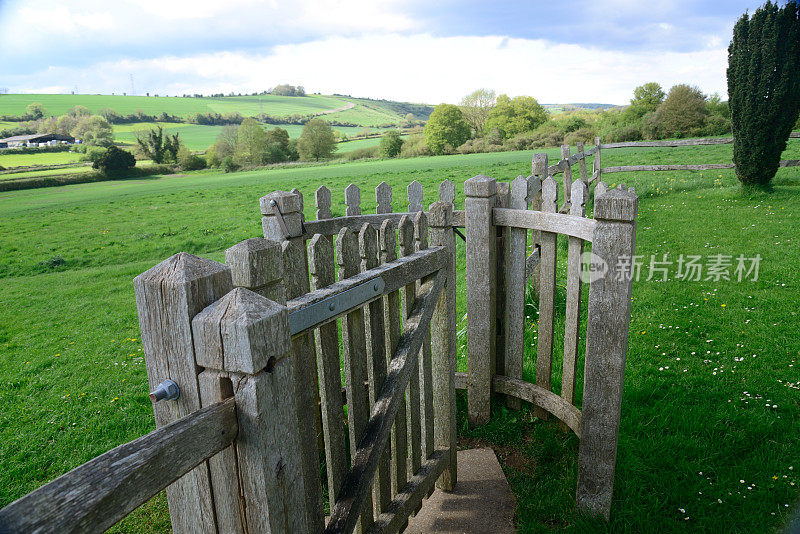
235;118;268;165
136;126;180;163
67;105;91;117
25;103;47;120
728;0;800;186
646;84;709;138
424;104;471;154
72;115;113;146
484;95;548;139
264;126;292;163
92;146;135;176
297;119;337;161
630;83;665;114
379;130;404;158
460;89;496;136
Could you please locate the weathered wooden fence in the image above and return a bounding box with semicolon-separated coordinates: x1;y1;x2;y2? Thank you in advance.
460;153;638;519
0;162;639;531
593;131;800;180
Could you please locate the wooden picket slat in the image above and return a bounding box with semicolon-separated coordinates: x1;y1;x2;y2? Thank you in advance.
562;145;572;204
576;141;589;184
346;183;362;216
413;211;434;459
359;223;391;516
309;234;348;510
562;181;588;426
379;219;408;500
399;214;421;480
407;180;423;213
535;176;558;420
438;179;455;208
504;176;528;410
316;186;333;220
337;227;374;531
376;182;392;214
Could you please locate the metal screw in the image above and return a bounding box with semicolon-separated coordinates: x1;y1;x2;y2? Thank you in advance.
150;379;180;403
373;282;380;291
270;199;277;207
329;302;336;311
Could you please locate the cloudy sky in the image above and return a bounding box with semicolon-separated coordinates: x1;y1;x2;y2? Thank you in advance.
0;0;770;105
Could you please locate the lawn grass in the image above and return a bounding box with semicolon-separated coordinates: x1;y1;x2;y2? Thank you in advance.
0;142;798;532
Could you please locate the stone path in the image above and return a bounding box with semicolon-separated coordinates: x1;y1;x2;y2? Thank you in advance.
405;448;517;533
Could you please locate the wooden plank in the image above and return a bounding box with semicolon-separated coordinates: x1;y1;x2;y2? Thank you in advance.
261;190;324;530
438;179;455;207
504;176;528;410
593;137;601;185
535;176;558;420
494;182;509;385
360;223;391;516
561;181;587;429
407;180;423;213
493;208;596;242
310;234;349;510
133;252;232;534
465;175;497;427
602;163;734;173
561;145;572;203
779;159;800;168
305;213;422;238
380;219;408;500
529;155;547;298
429;201;457;491
225;238;285;302
413;211;434;461
325;271;447;534
337;226;374;531
577;186;638;520
600;137;733;148
316;185;333;220
453;210;465;227
577;141;589;184
492;376;581;436
346;183;362;216
524;248;541;280
287;247;446;332
399;214;421;480
0;399;237;534
366;449;449;534
376;181;393;214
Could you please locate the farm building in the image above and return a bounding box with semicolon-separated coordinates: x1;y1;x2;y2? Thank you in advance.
0;133;75;148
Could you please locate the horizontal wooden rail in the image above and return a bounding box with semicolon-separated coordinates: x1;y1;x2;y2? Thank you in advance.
0;398;237;534
454;373;581;436
603;163;734;173
493;207;596;242
599;131;799;149
546;147;597;177
326;270;446;534
305;210;465;236
367;449;449;533
288;246;446;335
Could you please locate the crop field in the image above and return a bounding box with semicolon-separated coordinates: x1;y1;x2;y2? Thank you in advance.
0;143;799;532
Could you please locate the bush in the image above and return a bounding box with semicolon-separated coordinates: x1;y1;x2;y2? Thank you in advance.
342;146;380;161
399;135;431;158
379;130;404;158
179;149;206;171
81;146;108;163
564;127;598;146
424;104;470;155
91;146;136;176
456;138;506;154
603;125;643;143
221;156;239;173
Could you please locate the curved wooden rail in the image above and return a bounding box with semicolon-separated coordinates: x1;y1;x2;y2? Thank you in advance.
493;207;595;242
455;373;582;436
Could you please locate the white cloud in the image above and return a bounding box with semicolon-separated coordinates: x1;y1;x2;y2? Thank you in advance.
11;33;727;104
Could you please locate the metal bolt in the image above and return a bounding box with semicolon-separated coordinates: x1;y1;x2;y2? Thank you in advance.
149;379;180;403
329;302;336;311
270;199;277;207
373;282;380;291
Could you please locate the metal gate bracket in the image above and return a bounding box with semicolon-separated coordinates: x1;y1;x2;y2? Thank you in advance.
289;276;386;335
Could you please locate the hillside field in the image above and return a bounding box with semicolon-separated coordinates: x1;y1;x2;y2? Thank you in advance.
0;143;799;532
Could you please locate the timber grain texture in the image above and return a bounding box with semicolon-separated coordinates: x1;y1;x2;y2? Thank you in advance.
0;399;237;534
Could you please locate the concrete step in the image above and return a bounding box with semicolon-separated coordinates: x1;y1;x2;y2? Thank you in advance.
405;448;517;533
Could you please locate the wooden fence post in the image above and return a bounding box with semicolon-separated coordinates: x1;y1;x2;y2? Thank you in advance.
504;176;528;410
576;141;589;184
529;154;548;300
593;136;602;184
465;175;497;427
561;145;572;206
576;185;638;519
429;200;457;490
193;279;313;533
260;191;324;531
134;252;232;534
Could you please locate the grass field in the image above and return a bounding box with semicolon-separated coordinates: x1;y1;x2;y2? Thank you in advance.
0;151;82;168
0;142;799;532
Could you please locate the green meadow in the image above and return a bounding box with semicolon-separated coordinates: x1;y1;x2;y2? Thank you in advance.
0;142;799;532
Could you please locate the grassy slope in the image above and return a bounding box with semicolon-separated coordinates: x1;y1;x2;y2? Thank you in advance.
0;144;799;532
0;151;82;167
0;94;348;118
